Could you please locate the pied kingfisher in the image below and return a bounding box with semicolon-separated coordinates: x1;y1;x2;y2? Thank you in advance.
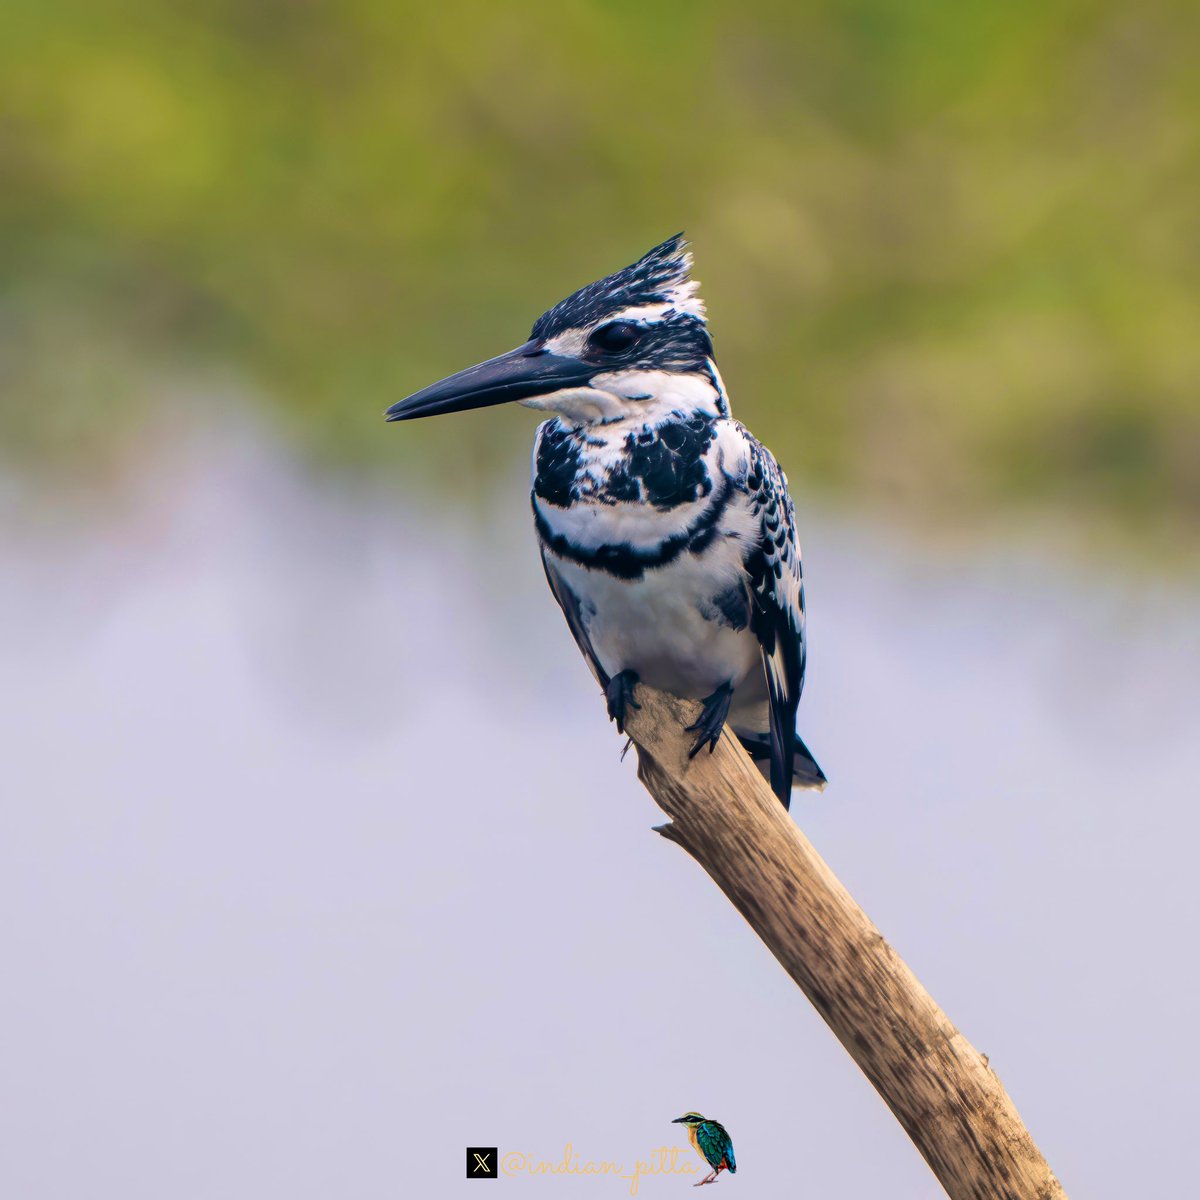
387;235;825;808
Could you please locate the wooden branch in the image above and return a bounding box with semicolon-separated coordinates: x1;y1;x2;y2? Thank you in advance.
624;685;1066;1200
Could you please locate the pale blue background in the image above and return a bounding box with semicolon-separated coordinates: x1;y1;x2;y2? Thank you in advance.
2;416;1196;1197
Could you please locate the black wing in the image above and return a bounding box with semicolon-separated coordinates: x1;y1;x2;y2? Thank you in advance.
539;549;609;690
738;427;808;809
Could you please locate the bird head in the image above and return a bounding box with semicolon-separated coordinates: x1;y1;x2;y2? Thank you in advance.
385;235;726;428
671;1112;707;1128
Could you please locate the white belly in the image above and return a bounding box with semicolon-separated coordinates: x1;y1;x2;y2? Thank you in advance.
548;548;763;705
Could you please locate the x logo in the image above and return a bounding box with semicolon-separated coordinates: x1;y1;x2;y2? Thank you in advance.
466;1147;498;1178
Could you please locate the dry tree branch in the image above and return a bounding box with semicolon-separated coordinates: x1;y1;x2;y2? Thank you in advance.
624;685;1066;1200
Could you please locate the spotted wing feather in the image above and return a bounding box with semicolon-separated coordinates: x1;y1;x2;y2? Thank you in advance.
737;425;807;809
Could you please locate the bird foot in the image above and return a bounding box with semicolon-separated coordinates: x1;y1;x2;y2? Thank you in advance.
686;683;733;758
605;670;640;735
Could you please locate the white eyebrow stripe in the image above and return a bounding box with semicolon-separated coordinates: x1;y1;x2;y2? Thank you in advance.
541;304;672;356
605;303;672;324
608;284;705;324
540;285;707;357
542;327;590;357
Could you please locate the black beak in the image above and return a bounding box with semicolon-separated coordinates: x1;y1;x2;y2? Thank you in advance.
385;339;594;422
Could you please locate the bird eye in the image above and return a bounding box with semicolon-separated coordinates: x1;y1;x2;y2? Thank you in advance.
589;321;640;354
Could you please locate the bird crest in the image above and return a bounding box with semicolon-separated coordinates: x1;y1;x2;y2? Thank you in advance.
531;233;705;340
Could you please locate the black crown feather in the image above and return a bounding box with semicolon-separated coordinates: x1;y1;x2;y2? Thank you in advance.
531;234;701;340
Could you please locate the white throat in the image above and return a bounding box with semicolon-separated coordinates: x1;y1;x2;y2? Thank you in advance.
520;369;724;426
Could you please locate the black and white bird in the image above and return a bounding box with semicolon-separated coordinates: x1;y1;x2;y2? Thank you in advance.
387;235;825;808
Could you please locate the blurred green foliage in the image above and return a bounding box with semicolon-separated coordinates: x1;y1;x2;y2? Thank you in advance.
2;0;1198;536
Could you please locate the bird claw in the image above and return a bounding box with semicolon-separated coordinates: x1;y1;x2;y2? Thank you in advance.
605;670;641;734
686;731;721;758
686;683;733;759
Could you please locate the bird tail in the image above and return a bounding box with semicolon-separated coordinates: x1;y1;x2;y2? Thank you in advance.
735;730;827;793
